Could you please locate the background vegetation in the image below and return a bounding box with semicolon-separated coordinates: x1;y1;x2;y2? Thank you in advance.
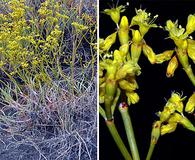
0;0;97;159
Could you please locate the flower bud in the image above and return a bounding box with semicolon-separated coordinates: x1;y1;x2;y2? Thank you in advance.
160;102;175;122
151;121;161;144
166;56;178;77
119;79;137;92
104;5;125;25
131;43;142;63
185;92;195;113
113;50;123;64
179;115;195;132
161;123;177;135
132;30;142;43
126;91;139;105
118;16;129;45
143;44;156;64
187;39;195;63
156;50;174;64
100;32;117;51
120;15;129;28
166;20;175;31
119;44;129;58
186;14;195;35
116;61;141;80
168;113;182;123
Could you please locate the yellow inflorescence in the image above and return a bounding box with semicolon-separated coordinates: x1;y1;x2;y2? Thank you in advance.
99;6;161;119
155;92;195;136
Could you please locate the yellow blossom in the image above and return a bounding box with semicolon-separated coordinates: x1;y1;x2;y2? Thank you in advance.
103;5;126;25
187;39;195;63
71;22;88;31
119;79;138;92
186;14;195;34
166;56;178;77
161;123;177;135
21;62;29;68
99;32;117;52
130;9;158;36
156;50;175;64
142;44;156;64
185;92;195;113
118;16;129;45
126;92;139;105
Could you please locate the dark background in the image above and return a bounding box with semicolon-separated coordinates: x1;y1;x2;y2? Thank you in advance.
99;0;195;160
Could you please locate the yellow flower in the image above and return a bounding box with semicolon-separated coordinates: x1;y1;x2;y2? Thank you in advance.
142;44;156;64
119;44;129;58
185;92;195;113
130;9;158;36
166;56;178;77
119;79;138;92
168;113;182;123
100;32;117;52
118;16;129;45
113;50;123;64
116;61;141;80
21;62;29;68
0;61;6;68
132;30;142;43
71;22;88;31
187;39;195;63
186;14;195;34
126;91;139;105
165;20;188;46
156;50;174;64
168;92;185;114
161;123;177;135
160;102;175;122
103;5;125;25
179;115;195;132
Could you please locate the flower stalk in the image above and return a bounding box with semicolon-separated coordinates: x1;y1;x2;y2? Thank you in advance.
119;102;140;160
106;119;133;160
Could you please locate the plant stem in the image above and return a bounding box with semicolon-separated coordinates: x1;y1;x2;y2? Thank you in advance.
119;103;140;160
106;120;133;160
146;143;155;160
177;48;195;87
184;65;195;87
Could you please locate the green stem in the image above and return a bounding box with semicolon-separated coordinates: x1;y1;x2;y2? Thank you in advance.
183;65;195;87
177;48;195;87
106;120;133;160
146;143;155;160
119;103;140;160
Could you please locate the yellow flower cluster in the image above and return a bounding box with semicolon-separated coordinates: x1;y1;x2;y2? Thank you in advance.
8;0;25;20
71;22;88;32
161;15;195;86
100;7;160;120
155;92;195;135
0;0;96;88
